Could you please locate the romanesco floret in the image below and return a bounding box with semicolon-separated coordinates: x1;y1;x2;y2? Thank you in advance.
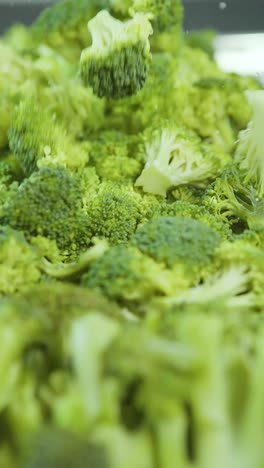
80;10;153;98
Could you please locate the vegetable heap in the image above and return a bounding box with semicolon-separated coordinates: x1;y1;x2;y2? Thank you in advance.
0;0;264;467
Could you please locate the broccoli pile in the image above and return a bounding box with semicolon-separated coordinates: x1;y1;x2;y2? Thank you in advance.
0;0;264;467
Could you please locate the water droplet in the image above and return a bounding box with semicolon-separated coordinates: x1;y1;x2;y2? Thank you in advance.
219;2;227;9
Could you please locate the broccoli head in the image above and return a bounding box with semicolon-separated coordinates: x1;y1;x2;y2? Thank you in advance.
31;0;105;61
80;10;153;99
8;99;89;176
131;0;183;33
204;164;264;232
0;227;41;295
135;122;225;197
235;90;264;196
89;131;142;183
3;167;91;258
132;216;221;269
86;182;142;245
82;244;180;304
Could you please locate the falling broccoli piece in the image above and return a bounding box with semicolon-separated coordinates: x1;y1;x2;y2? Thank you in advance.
31;0;106;61
135;122;226;197
132;216;221;268
131;0;183;33
3;167;91;258
80;10;153;99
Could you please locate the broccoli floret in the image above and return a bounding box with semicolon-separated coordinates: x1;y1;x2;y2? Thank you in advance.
186;29;216;58
131;0;183;33
31;0;105;61
235;90;264;196
82;244;180;304
0;227;41;295
204;164;264;231
24;428;109;468
80;10;153;99
3;167;91;258
86;182;142;245
8;99;89;176
135;122;225;197
89;131;142;182
132;216;221;269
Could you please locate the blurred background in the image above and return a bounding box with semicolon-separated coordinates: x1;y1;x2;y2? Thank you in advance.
0;0;264;78
0;0;264;34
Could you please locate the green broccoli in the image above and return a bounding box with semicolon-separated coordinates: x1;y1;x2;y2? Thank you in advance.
85;182;142;245
0;227;41;295
132;216;221;269
135;121;227;196
80;10;153;98
204;164;264;231
3;167;91;258
235;90;264;196
89;131;142;182
131;0;183;33
8;99;89;176
31;0;105;61
82;244;183;304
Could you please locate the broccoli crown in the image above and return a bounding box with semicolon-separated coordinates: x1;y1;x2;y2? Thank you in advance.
132;216;221;268
235;90;264;197
80;10;153;98
3;167;91;256
0;226;41;295
135;122;224;196
131;0;183;33
86;182;141;244
82;244;175;302
89;131;142;182
8;99;89;176
204;164;264;231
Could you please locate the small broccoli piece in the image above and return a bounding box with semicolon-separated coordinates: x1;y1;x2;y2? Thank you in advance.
86;182;142;245
186;29;216;58
3;167;91;258
82;244;181;304
132;216;221;269
24;428;109;468
204;164;264;231
31;0;105;61
8;99;89;176
143;200;231;239
131;0;183;33
235;90;264;196
89;131;142;183
135;122;225;197
80;10;153;99
0;227;41;295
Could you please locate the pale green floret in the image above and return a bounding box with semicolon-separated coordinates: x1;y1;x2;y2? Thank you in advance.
135;123;223;197
235;90;264;196
80;10;153;98
130;0;183;33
